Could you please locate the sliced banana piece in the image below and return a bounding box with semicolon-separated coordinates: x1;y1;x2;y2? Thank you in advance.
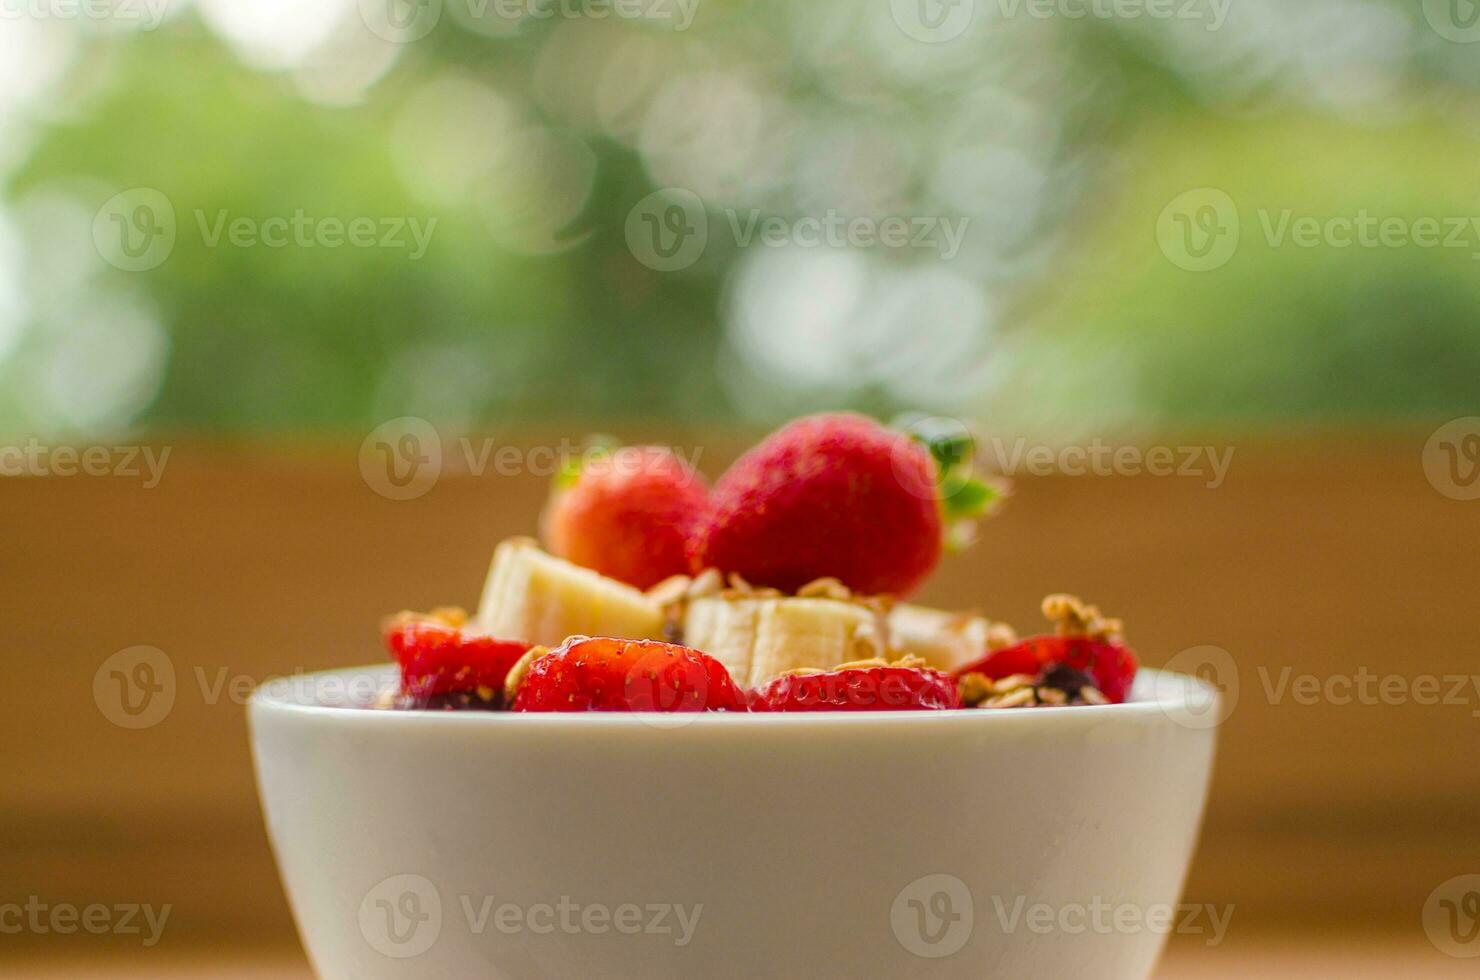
472;538;664;646
682;593;887;688
887;603;1014;673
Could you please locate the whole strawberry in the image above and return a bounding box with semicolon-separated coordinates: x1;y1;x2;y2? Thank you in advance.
511;636;746;713
753;658;962;712
689;413;995;596
542;445;710;590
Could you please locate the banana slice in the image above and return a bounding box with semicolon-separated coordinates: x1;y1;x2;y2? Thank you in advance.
887;604;1015;673
682;592;887;688
471;538;664;646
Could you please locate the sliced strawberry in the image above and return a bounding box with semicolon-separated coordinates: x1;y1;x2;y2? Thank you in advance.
511;636;747;713
954;594;1139;704
383;611;531;703
753;660;962;712
953;640;1044;683
955;636;1138;704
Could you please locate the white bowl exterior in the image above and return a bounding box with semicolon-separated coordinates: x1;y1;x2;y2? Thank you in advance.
251;668;1216;980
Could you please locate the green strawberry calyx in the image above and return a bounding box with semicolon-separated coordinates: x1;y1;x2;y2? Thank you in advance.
902;418;1007;552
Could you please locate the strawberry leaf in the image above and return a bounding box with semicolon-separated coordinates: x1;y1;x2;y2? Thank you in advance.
554;434;620;490
943;477;1000;521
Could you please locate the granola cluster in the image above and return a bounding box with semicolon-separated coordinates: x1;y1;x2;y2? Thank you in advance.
958;663;1109;709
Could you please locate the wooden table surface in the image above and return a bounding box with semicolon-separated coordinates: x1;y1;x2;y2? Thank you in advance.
4;433;1479;973
8;935;1479;978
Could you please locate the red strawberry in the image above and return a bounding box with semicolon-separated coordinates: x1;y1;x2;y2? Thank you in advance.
511;636;746;713
954;595;1139;704
689;413;996;597
955;636;1137;704
543;445;710;590
752;660;962;712
383;609;531;705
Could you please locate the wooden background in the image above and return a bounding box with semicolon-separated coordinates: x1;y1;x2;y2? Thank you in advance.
4;431;1479;973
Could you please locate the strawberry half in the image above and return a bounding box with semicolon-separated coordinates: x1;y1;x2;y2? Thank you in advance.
954;594;1138;704
383;609;531;705
753;658;962;712
511;636;747;713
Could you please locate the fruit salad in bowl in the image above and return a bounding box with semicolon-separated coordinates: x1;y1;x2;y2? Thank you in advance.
250;413;1218;980
371;412;1136;716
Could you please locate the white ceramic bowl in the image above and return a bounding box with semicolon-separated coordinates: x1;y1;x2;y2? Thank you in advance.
251;667;1217;980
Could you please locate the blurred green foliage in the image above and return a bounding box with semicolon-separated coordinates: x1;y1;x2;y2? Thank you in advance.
0;1;1475;439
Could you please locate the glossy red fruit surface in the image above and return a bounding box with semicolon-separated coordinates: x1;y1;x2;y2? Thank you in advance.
512;636;747;713
385;617;531;700
753;664;962;712
543;446;710;590
956;635;1138;704
690;414;945;596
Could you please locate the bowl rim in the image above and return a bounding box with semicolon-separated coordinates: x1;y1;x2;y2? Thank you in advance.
249;664;1219;730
